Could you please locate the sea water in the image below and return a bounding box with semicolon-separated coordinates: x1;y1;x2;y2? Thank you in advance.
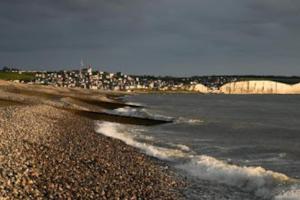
96;94;300;200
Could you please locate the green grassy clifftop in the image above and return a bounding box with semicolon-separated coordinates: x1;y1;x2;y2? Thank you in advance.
0;72;35;82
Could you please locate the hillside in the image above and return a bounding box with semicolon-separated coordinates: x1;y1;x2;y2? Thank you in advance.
0;72;35;82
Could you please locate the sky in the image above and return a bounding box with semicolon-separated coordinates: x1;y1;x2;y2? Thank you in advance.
0;0;300;76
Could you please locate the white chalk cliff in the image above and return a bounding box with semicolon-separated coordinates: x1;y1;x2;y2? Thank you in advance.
220;81;293;94
291;83;300;93
189;84;209;93
190;81;300;94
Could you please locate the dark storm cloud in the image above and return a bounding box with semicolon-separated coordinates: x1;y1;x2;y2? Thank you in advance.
0;0;300;75
0;0;144;50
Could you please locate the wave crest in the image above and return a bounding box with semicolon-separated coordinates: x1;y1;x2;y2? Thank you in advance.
177;155;293;198
95;121;186;160
113;107;204;125
95;121;298;199
112;107;174;121
275;187;300;200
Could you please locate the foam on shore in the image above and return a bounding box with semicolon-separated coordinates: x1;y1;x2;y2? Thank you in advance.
176;155;296;199
95;121;299;199
274;187;300;200
96;122;187;160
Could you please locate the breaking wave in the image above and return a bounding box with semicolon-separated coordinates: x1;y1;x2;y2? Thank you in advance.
111;107;203;125
95;121;298;199
127;102;143;107
175;117;204;125
177;155;296;199
110;107;174;121
95;121;186;160
274;186;300;200
176;144;191;152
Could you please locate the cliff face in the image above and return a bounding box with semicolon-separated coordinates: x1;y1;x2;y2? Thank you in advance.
219;80;297;94
189;81;300;94
292;83;300;94
189;84;209;93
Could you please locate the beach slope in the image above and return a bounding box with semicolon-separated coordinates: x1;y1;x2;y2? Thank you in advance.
0;82;182;199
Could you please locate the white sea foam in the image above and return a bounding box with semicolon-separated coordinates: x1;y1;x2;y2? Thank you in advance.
186;119;204;124
113;107;141;116
176;155;293;199
176;144;191;151
176;117;204;125
127;102;143;106
95;121;297;199
136;134;155;141
113;107;204;125
275;187;300;200
95;121;186;160
112;107;174;121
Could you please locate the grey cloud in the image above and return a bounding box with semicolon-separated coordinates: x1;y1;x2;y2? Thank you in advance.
0;0;299;75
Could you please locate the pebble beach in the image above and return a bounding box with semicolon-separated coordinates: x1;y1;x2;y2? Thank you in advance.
0;82;183;199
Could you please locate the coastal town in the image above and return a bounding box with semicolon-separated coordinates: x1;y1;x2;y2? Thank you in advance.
1;65;300;94
0;65;240;91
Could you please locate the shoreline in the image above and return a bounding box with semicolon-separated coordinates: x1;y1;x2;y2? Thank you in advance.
0;81;184;199
0;104;184;199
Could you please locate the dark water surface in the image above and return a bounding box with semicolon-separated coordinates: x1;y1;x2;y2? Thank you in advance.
96;94;300;200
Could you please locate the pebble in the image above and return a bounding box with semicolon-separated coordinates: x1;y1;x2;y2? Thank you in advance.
0;104;184;199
